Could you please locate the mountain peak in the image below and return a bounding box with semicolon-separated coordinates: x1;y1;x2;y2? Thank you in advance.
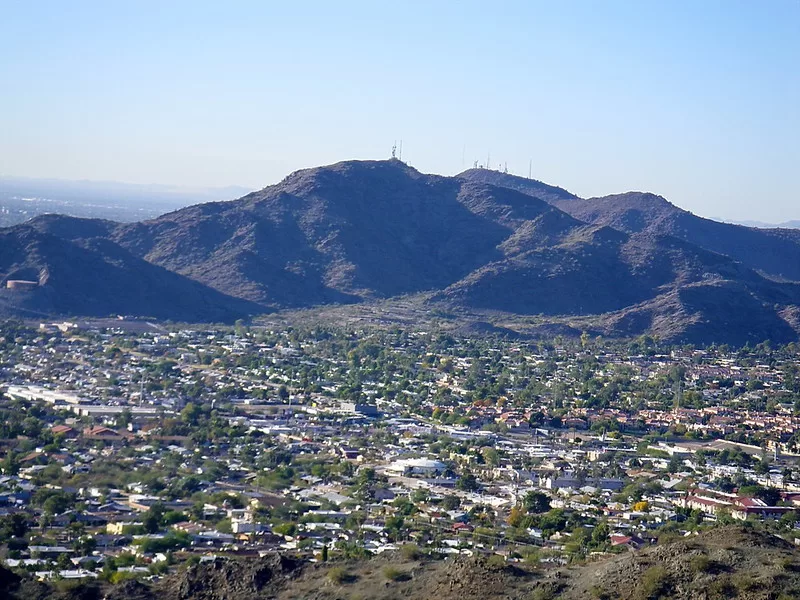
288;158;421;181
588;191;675;206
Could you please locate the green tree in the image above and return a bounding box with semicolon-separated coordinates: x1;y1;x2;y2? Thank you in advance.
143;503;165;534
591;521;610;548
40;492;74;515
116;408;132;429
456;473;479;492
74;536;97;555
0;513;28;541
1;451;20;476
181;402;201;425
442;495;461;511
754;457;770;475
667;454;682;474
56;552;73;571
523;491;551;514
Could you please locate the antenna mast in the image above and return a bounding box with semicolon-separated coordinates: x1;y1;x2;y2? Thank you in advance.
528;159;532;179
391;141;397;159
399;140;403;161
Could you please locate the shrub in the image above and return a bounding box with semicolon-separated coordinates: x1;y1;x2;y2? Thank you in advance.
401;543;423;561
781;557;800;572
327;566;350;584
731;573;760;593
530;586;557;600
639;565;670;599
590;586;611;600
109;571;136;585
184;555;201;568
523;549;541;565
689;554;713;574
486;554;506;568
383;566;409;582
708;575;735;599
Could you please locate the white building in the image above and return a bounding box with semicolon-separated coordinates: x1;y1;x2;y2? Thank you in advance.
386;458;447;477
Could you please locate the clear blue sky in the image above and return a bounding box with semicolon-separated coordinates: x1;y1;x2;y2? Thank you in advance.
1;0;798;221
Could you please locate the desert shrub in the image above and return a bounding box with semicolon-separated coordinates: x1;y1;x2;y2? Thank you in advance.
486;554;506;568
401;543;423;561
590;585;611;600
327;566;350;584
383;566;409;582
53;579;100;594
708;575;735;599
731;573;760;593
523;549;541;565
109;571;136;585
689;554;713;574
639;565;670;599
781;557;800;572
530;586;556;600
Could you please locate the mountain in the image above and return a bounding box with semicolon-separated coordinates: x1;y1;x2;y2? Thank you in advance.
6;159;800;343
457;170;800;282
107;160;514;306
732;219;800;229
551;193;800;282
455;168;579;203
0;225;259;322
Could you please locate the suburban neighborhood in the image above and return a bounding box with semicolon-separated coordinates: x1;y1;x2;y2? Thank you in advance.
2;319;800;584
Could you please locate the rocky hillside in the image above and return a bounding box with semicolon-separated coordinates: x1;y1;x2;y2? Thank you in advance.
455;167;579;203
5;526;800;600
6;159;800;343
459;169;800;282
0;226;259;322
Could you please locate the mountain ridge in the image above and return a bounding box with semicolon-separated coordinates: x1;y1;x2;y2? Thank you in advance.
7;159;800;344
457;169;800;281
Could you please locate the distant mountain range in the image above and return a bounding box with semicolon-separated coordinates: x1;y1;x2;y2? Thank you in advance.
2;159;799;344
0;176;252;226
729;219;800;230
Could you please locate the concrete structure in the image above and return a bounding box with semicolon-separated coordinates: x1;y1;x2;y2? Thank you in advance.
6;279;38;290
340;402;380;417
386;458;447;477
6;385;85;405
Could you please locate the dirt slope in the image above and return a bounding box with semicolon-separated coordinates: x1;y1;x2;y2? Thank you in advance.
5;526;800;600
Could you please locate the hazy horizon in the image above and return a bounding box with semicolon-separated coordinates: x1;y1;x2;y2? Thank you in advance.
3;164;800;228
2;1;798;222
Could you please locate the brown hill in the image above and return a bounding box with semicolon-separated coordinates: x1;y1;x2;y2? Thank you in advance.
458;170;800;283
10;160;800;343
0;226;259;322
6;526;800;600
